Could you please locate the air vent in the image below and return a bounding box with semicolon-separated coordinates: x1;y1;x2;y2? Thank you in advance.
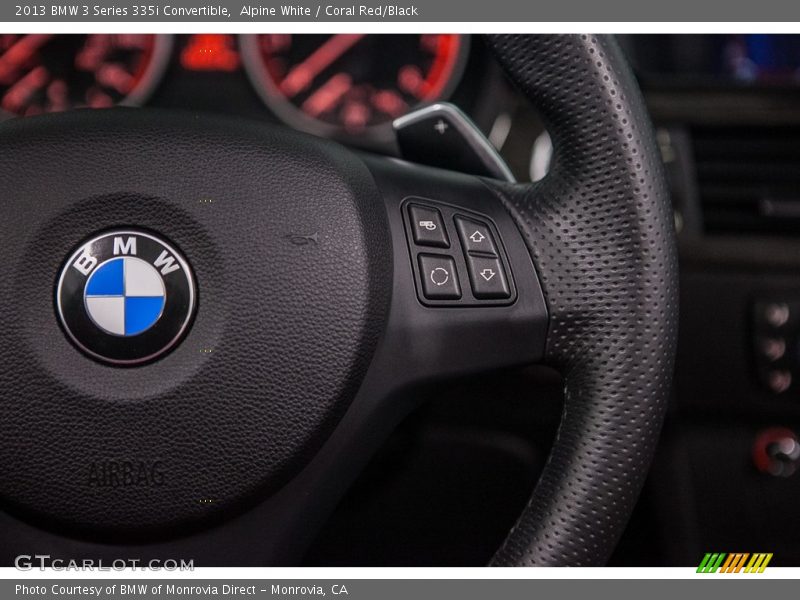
693;125;800;235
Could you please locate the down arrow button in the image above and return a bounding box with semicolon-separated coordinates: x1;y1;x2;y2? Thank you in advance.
466;255;510;300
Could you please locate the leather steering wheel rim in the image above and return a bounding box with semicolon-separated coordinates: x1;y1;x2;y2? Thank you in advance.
484;34;679;566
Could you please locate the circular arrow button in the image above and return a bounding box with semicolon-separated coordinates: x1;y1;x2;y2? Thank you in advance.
418;254;461;300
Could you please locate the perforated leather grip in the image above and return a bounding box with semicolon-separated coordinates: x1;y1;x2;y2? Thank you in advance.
484;35;679;566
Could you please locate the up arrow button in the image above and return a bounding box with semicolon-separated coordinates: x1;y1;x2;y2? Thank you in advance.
455;216;497;256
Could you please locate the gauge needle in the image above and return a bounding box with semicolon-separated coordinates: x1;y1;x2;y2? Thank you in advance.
302;73;352;117
280;34;365;98
0;34;53;81
1;65;50;113
96;63;134;94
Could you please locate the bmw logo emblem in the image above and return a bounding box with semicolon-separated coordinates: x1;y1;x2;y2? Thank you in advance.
56;230;196;365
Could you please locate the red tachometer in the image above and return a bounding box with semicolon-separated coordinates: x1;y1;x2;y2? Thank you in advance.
240;34;468;139
0;34;171;117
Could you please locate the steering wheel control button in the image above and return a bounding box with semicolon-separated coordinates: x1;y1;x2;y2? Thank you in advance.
409;204;449;248
56;230;196;365
455;216;498;256
418;254;461;300
466;255;510;299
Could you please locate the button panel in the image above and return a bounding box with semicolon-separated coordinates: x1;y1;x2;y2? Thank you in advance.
402;197;516;307
753;299;800;395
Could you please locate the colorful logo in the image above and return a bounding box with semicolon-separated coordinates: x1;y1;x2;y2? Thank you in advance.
56;230;196;365
697;553;773;573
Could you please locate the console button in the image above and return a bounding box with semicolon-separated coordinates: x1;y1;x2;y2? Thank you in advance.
760;338;787;362
466;255;510;299
755;300;796;330
418;254;461;300
455;216;497;256
767;370;793;394
409;205;449;248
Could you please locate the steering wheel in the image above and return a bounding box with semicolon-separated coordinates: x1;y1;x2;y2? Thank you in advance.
0;34;677;566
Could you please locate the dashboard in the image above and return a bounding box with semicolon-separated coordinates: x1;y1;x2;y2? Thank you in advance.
0;34;518;155
9;34;800;183
624;34;800;87
612;34;800;566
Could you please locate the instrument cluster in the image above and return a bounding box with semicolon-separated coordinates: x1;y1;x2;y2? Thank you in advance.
0;34;478;145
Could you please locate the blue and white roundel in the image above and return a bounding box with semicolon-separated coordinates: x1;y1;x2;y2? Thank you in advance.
84;257;166;336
